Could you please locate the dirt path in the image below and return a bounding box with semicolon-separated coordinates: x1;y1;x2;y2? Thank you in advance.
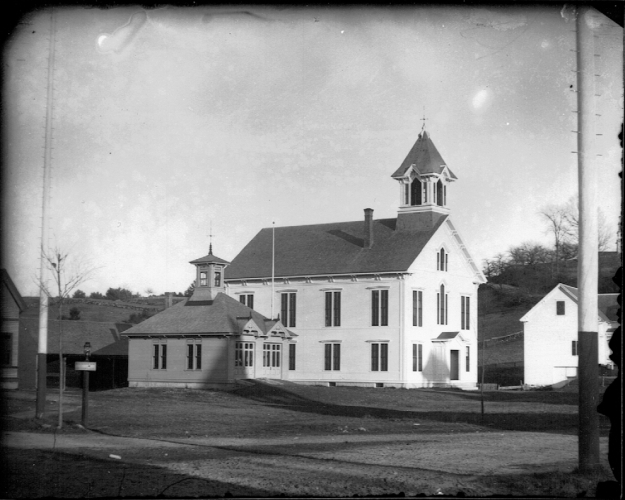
3;430;611;497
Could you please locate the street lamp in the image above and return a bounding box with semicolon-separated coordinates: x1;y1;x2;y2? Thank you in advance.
82;342;91;427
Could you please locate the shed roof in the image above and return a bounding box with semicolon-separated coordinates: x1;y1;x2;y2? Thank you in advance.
391;131;457;180
20;318;130;355
1;268;26;312
121;292;293;337
225;215;446;280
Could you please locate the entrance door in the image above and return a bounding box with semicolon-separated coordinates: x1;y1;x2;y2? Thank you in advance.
234;342;255;379
260;343;282;379
450;350;459;381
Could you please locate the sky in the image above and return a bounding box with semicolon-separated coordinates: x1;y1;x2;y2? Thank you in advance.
2;5;622;297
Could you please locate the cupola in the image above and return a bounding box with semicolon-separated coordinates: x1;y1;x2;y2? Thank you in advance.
188;244;230;301
391;129;457;230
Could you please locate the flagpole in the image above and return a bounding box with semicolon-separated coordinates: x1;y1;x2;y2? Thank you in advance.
271;221;275;320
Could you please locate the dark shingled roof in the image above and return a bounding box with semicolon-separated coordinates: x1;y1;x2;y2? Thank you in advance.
121;293;285;336
391;131;457;180
92;338;129;356
189;253;230;265
20;318;129;355
435;332;461;340
225;215;447;280
559;284;619;323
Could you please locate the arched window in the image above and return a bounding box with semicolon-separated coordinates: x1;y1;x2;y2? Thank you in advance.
437;248;448;271
410;178;422;206
436;180;444;206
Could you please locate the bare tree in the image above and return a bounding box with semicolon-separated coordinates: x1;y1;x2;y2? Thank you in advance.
37;247;98;429
540;204;572;275
562;196;612;252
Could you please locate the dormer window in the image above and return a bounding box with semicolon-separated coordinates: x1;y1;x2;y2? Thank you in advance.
435;179;445;206
437;248;448;271
200;271;207;287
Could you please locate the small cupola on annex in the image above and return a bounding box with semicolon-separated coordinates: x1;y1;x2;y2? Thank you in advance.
188;244;230;301
391;129;457;230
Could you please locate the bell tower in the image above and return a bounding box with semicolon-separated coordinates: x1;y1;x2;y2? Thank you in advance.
189;243;230;301
391;129;457;231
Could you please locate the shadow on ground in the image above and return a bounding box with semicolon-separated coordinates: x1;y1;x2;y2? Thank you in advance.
230;381;609;435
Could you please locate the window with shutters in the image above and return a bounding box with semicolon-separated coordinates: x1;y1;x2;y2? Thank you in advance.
371;343;388;372
186;340;202;370
152;340;167;370
437;284;448;325
461;296;470;330
371;289;389;326
324;343;341;371
239;294;254;309
412;343;423;372
412;290;423;327
280;292;296;327
325;291;341;327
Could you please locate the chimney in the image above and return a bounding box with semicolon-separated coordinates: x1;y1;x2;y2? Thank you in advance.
364;208;374;249
164;292;174;309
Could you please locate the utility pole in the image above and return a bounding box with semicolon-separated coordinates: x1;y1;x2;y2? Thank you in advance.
36;8;57;419
575;5;600;474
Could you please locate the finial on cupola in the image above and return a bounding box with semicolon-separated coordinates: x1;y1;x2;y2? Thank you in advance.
209;221;213;255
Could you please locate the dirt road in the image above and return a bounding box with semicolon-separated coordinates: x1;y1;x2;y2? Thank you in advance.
3;429;610;497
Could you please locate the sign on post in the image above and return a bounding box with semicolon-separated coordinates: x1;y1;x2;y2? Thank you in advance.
75;361;97;371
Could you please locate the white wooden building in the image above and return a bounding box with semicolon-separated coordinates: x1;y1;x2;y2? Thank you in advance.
521;283;618;387
225;130;486;389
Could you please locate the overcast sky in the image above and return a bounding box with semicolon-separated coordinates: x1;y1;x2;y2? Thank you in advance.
2;5;622;297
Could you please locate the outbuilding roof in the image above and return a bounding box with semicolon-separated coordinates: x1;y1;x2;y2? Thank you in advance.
121;292;294;337
1;268;26;312
391;131;457;180
225;214;447;280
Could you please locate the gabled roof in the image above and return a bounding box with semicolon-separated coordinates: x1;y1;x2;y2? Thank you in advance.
225;215;447;280
391;131;457;180
520;284;619;324
121;292;294;337
1;269;26;312
20;318;129;355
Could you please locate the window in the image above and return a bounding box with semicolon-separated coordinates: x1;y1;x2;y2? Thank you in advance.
371;343;388;371
410;178;422;206
263;344;281;367
557;301;565;315
281;292;296;327
289;344;296;370
404;183;410;205
186;340;202;370
412;290;423;327
572;340;578;356
200;271;207;287
466;346;470;372
436;179;444;206
412;343;423;372
152;341;167;370
437;248;448;271
371;289;389;326
2;333;12;366
437;284;448;325
239;294;254;309
235;342;254;367
324;343;341;371
214;271;221;287
461;296;470;330
325;291;341;327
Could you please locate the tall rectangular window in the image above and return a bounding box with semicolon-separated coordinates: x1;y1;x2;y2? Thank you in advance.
466;346;470;372
437;285;448;325
556;301;565;315
412;343;423;372
186;341;202;370
572;340;578;356
371;343;388;372
200;272;207;286
372;289;389;326
324;343;341;371
281;292;296;327
239;294;254;309
461;296;470;330
214;271;221;287
235;342;254;367
412;290;423;327
325;291;341;327
289;344;296;370
2;333;12;366
263;344;281;367
152;341;167;370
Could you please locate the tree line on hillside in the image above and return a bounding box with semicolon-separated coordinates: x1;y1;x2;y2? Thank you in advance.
482;196;618;294
71;286;188;300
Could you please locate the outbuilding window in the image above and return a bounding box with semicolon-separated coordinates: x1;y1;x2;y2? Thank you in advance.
152;341;167;370
557;301;565;315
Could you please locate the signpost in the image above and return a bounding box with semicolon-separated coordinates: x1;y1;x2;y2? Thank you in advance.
75;342;95;427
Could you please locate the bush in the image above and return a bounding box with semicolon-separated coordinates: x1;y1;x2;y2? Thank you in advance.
90;292;105;299
69;307;81;320
73;289;86;298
